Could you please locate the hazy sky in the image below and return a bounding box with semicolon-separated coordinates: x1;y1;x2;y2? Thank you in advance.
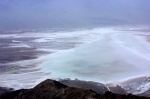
0;0;150;30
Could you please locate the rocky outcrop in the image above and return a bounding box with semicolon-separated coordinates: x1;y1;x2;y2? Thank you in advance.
0;87;13;95
0;79;149;99
108;85;127;95
59;79;128;95
59;79;108;94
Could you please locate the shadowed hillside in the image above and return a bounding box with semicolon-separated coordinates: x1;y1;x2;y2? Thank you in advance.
0;79;149;99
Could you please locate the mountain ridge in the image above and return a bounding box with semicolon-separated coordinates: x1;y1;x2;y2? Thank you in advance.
0;79;149;99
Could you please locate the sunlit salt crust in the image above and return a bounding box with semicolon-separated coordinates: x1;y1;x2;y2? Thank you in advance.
40;27;150;82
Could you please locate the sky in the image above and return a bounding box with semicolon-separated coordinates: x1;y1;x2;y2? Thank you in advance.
0;0;150;30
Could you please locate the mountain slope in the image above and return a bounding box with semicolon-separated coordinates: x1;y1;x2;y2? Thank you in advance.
0;79;149;99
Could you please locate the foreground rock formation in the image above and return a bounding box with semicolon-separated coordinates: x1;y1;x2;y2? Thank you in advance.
0;79;150;99
59;79;129;95
0;87;13;95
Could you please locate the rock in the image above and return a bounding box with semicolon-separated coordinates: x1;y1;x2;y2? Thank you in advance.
0;79;149;99
59;79;108;94
109;85;127;95
139;90;150;97
0;87;13;95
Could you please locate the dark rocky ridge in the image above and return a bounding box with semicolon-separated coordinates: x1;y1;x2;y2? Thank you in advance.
0;87;13;95
59;79;108;94
59;79;127;95
0;79;149;99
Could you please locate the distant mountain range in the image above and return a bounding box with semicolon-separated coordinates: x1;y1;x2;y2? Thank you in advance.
0;79;149;99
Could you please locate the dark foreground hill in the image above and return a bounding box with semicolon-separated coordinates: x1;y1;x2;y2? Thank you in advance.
0;79;149;99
